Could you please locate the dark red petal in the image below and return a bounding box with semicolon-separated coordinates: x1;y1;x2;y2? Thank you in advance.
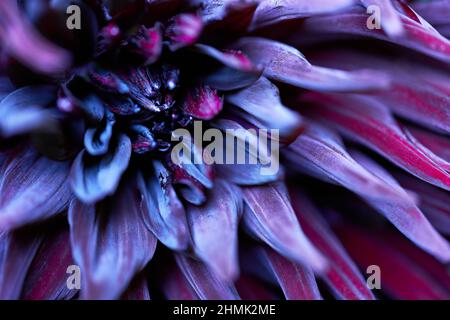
0;0;72;74
300;92;450;191
121;273;151;300
336;224;450;300
232;37;390;92
0;229;43;299
22;226;77;300
160;261;199;300
0;148;71;230
242;182;327;272
290;191;375;300
68;185;157;299
235;276;275;300
70;134;131;203
0;86;58;137
175;254;240;300
182;85;223;120
261;247;322;300
187;180;242;281
127;24;162;65
226;77;304;144
137;161;189;250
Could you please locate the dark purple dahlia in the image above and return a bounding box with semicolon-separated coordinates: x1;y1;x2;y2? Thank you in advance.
0;0;449;300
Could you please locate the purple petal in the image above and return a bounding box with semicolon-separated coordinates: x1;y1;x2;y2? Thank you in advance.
350;150;450;262
175;253;240;300
300;6;450;63
232;37;390;92
242;182;327;272
127;25;162;65
212;119;283;185
250;0;356;30
187;180;242;281
0;147;71;230
22;226;77;300
360;0;404;37
0;86;58;137
192;44;262;90
68;184;157;300
284;120;408;202
182;85;223;120
0;0;72;74
260;247;322;300
137;161;189;250
84;111;116;156
226;77;304;144
290;191;375;300
70;134;131;203
160;261;199;300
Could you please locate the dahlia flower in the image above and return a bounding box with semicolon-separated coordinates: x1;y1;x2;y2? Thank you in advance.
0;0;449;300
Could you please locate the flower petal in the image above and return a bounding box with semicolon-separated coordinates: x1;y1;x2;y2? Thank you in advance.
22;225;77;300
360;0;404;37
300;92;450;191
0;0;72;74
242;182;327;272
350;150;450;262
290;191;375;300
260;247;322;300
232;37;390;92
175;253;240;300
182;85;223;120
0;86;58;137
250;0;356;30
137;161;189;250
0;147;71;230
284;120;408;202
68;185;157;299
336;223;450;299
0;229;43;299
70;134;131;203
187;180;242;281
226;77;304;144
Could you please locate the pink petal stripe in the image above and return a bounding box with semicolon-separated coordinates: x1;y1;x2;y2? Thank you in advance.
360;0;404;37
300;92;450;191
290;191;375;300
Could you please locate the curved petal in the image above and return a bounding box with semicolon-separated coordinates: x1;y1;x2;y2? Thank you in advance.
70;134;131;203
290;191;375;300
68;185;157;300
300;92;450;191
0;148;71;231
175;253;240;300
232;37;390;92
0;86;58;137
226;77;304;144
137;161;189;251
242;182;327;272
187;180;242;281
